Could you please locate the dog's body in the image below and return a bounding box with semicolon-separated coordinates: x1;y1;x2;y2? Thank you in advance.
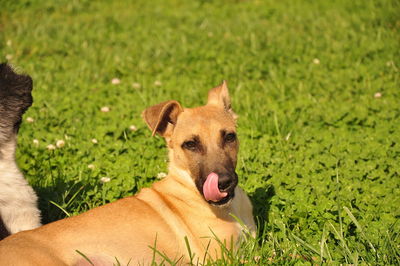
0;64;41;240
0;64;255;265
0;172;254;265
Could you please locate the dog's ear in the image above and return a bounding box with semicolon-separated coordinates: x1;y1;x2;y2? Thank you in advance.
142;100;183;137
207;80;237;119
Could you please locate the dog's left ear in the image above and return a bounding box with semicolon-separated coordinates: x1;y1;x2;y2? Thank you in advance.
207;80;237;119
142;100;183;137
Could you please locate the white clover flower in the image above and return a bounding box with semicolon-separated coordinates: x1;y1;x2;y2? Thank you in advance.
154;80;162;86
100;176;111;183
56;140;65;148
253;256;261;263
157;172;167;179
313;58;320;65
6;40;12;47
47;144;56;150
374;92;382;98
100;106;110;112
111;78;121;85
285;132;292;141
26;117;34;123
132;82;141;89
33;139;39;145
5;54;13;60
129;125;137;131
91;138;98;144
88;164;95;170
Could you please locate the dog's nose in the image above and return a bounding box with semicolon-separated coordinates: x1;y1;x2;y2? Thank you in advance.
217;174;232;191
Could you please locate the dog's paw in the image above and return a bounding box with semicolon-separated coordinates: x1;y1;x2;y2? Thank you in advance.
0;63;33;138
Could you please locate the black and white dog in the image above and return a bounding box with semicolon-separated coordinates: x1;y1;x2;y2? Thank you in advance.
0;63;41;240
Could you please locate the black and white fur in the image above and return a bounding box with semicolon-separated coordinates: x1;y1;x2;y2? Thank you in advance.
0;63;41;240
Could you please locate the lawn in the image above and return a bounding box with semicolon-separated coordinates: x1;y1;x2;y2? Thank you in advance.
1;0;399;264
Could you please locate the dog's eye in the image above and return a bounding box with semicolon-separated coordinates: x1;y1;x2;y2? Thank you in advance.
182;140;197;150
224;133;236;143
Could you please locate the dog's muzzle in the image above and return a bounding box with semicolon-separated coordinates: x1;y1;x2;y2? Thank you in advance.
202;171;238;205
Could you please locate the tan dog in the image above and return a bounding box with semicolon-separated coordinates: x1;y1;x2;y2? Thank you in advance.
0;78;255;265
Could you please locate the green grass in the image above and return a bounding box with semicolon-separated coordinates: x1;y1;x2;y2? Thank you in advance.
1;0;399;264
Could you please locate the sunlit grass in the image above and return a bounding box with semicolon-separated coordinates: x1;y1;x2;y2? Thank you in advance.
1;0;399;264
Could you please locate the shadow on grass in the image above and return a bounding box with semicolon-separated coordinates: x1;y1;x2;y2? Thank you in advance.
32;178;91;225
249;184;275;236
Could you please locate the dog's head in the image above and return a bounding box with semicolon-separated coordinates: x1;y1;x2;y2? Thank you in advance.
143;81;239;206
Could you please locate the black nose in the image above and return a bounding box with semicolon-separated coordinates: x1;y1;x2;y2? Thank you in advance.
218;174;233;191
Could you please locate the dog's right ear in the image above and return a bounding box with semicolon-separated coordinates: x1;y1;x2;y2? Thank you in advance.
142;100;183;137
207;80;237;120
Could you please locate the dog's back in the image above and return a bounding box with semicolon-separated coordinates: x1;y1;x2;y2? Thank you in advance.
0;181;253;265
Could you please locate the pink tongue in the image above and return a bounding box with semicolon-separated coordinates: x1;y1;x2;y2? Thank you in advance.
203;173;228;202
